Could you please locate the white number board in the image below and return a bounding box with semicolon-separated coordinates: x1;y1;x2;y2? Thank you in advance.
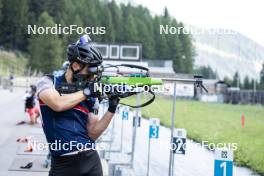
149;118;160;139
173;128;187;155
214;148;233;176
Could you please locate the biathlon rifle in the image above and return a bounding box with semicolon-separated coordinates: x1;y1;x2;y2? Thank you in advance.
57;64;163;108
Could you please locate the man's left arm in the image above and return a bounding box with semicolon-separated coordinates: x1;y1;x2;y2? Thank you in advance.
86;97;119;140
87;111;115;140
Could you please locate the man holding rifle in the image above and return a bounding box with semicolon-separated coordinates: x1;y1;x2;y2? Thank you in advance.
37;35;119;176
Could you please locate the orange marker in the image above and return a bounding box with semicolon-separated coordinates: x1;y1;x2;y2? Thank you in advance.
241;114;245;128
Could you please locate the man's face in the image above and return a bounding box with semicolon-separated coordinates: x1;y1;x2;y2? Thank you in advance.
71;62;95;80
79;64;89;75
71;62;89;75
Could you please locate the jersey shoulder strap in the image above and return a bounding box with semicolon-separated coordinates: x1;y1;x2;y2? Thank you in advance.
45;74;55;85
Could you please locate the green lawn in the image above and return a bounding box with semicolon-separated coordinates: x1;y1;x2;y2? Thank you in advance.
121;95;264;174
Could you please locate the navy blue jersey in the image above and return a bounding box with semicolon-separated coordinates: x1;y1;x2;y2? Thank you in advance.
38;74;96;156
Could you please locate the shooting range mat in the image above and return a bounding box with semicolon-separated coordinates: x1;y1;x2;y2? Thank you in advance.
8;156;49;172
27;133;47;144
16;143;48;156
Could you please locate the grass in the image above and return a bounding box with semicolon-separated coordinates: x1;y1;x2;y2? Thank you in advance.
121;95;264;175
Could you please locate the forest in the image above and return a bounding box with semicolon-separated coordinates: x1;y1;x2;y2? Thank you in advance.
0;0;194;74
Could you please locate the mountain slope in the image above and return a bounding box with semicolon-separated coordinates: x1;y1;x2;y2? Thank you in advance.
191;26;264;80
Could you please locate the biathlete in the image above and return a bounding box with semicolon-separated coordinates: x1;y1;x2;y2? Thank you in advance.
37;35;119;176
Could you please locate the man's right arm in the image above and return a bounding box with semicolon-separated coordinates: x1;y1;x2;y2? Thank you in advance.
39;89;86;112
37;76;86;112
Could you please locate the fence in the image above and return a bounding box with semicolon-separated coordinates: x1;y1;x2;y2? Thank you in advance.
224;90;264;105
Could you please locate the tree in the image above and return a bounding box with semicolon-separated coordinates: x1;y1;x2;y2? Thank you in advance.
100;4;115;42
0;0;3;25
0;0;29;51
134;18;155;59
250;78;256;90
28;0;48;21
194;66;217;79
243;76;250;89
121;4;138;42
131;5;155;59
153;16;169;60
108;0;122;42
45;0;66;23
232;71;240;87
28;12;63;73
178;22;194;73
258;64;264;90
164;7;169;19
166;19;183;73
223;76;232;86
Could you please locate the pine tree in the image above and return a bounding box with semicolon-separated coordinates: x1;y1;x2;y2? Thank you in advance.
108;0;122;42
100;4;115;42
178;22;194;73
130;5;155;59
0;0;2;25
65;14;83;44
28;0;48;20
1;0;29;51
166;19;183;73
45;0;66;23
134;18;154;59
164;7;170;19
232;72;240;87
243;76;250;89
152;16;169;60
121;4;138;43
250;78;256;90
259;64;264;89
91;0;104;42
193;66;217;79
223;76;232;86
28;12;63;73
60;0;79;45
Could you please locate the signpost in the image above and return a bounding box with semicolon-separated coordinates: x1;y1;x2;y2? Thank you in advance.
168;82;177;176
165;76;207;176
130;94;140;168
173;129;187;155
122;107;129;120
120;106;129;152
147;118;160;176
214;148;233;176
133;111;141;127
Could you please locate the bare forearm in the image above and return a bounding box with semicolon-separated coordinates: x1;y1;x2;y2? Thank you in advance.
53;91;85;111
88;111;115;140
55;91;85;111
39;89;86;112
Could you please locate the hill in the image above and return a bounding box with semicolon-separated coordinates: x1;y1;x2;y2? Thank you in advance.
191;26;264;80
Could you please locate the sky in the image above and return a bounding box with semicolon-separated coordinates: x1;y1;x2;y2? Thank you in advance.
129;0;264;47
